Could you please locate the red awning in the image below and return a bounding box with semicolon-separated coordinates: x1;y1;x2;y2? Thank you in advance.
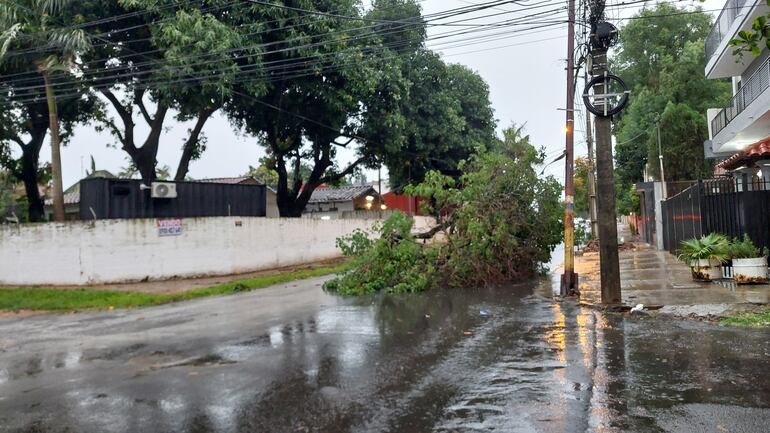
716;136;770;170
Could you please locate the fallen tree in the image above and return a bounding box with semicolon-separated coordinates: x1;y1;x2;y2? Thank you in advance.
324;126;563;295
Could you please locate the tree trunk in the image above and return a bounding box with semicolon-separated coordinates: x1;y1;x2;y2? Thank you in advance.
134;149;158;182
129;104;169;182
20;147;44;222
174;107;215;181
41;70;65;221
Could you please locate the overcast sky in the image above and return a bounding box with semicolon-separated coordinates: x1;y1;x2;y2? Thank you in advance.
28;0;725;189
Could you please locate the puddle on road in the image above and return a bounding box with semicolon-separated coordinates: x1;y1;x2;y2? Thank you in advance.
2;280;770;433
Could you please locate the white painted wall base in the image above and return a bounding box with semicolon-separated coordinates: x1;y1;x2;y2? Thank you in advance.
0;217;377;286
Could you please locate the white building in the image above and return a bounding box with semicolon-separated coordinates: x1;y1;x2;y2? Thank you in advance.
705;0;770;183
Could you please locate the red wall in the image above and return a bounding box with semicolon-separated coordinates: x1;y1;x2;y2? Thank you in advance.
383;193;423;215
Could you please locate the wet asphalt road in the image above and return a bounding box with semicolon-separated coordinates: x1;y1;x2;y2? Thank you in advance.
1;277;769;433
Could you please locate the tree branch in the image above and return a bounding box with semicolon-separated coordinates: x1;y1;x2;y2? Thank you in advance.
332;136;355;147
101;89;133;149
135;89;153;125
319;156;366;184
414;221;451;239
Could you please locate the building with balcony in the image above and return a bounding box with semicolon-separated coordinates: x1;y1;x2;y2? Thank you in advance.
705;0;770;183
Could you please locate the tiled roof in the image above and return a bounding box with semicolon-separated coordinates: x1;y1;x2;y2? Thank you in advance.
717;136;770;170
44;191;80;206
197;176;258;184
308;185;376;204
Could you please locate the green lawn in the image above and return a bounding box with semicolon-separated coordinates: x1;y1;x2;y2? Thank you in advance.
721;309;770;327
0;264;346;312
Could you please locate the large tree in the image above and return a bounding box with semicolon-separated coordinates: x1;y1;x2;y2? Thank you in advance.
612;4;730;190
0;0;96;221
226;0;420;217
384;51;496;191
74;0;258;181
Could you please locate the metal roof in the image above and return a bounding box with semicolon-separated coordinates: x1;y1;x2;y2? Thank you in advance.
44;191;80;206
308;185;377;204
197;176;258;185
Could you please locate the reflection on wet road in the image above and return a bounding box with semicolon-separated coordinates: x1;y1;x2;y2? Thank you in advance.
0;277;769;432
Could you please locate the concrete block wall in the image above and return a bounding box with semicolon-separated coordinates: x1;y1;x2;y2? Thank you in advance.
0;217;376;286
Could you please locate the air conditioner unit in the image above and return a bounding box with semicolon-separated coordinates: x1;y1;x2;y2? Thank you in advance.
151;182;177;198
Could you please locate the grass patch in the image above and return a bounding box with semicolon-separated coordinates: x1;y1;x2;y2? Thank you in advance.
0;264;347;312
721;309;770;327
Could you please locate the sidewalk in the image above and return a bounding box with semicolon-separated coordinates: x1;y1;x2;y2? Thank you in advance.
558;227;770;307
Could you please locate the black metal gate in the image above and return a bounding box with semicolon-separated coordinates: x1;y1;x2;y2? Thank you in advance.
662;178;770;254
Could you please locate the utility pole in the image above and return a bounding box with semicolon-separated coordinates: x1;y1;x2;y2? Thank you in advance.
657;121;667;199
590;46;622;304
585;73;599;239
561;0;579;297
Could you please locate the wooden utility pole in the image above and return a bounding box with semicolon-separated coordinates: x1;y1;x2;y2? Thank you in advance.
585;73;599;239
590;48;621;304
561;0;578;296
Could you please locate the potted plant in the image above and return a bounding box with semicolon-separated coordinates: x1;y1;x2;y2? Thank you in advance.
678;233;729;281
729;235;769;284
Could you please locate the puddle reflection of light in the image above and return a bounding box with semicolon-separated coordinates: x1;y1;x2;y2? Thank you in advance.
576;311;593;366
544;304;566;364
269;326;284;348
64;350;81;368
316;307;378;370
159;396;186;413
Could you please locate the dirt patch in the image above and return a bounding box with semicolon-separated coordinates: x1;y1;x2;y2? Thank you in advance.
0;310;50;319
581;239;637;253
652;303;768;322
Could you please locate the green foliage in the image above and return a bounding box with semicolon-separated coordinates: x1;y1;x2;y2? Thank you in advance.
0;264;346;311
728;3;770;59
646;102;712;181
574;220;592;248
0;0;100;221
678;233;730;264
384;51;497;190
612;4;731;199
721;309;770;327
335;229;374;257
729;235;769;259
573;157;591;216
325;126;563;295
615;177;640;216
0;169;15;218
324;213;436;295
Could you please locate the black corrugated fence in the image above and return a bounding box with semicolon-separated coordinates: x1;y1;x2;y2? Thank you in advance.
662;178;770;254
79;178;266;220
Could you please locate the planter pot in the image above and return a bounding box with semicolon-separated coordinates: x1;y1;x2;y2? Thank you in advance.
732;257;769;284
690;258;723;282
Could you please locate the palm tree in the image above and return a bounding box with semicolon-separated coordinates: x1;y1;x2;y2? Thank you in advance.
1;0;90;221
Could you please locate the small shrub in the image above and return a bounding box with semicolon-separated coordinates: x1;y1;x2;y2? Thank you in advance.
678;233;730;264
730;235;768;259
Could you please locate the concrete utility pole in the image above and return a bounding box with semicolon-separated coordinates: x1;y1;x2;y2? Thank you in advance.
590;49;622;304
656;121;667;199
561;0;579;297
584;73;599;239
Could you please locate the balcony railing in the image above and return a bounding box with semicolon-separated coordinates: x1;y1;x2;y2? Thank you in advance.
705;0;751;61
711;55;770;137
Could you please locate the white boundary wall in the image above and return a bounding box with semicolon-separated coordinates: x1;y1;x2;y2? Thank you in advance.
0;217;377;286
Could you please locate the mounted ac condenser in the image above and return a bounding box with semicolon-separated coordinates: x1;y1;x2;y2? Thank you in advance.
151;182;177;198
